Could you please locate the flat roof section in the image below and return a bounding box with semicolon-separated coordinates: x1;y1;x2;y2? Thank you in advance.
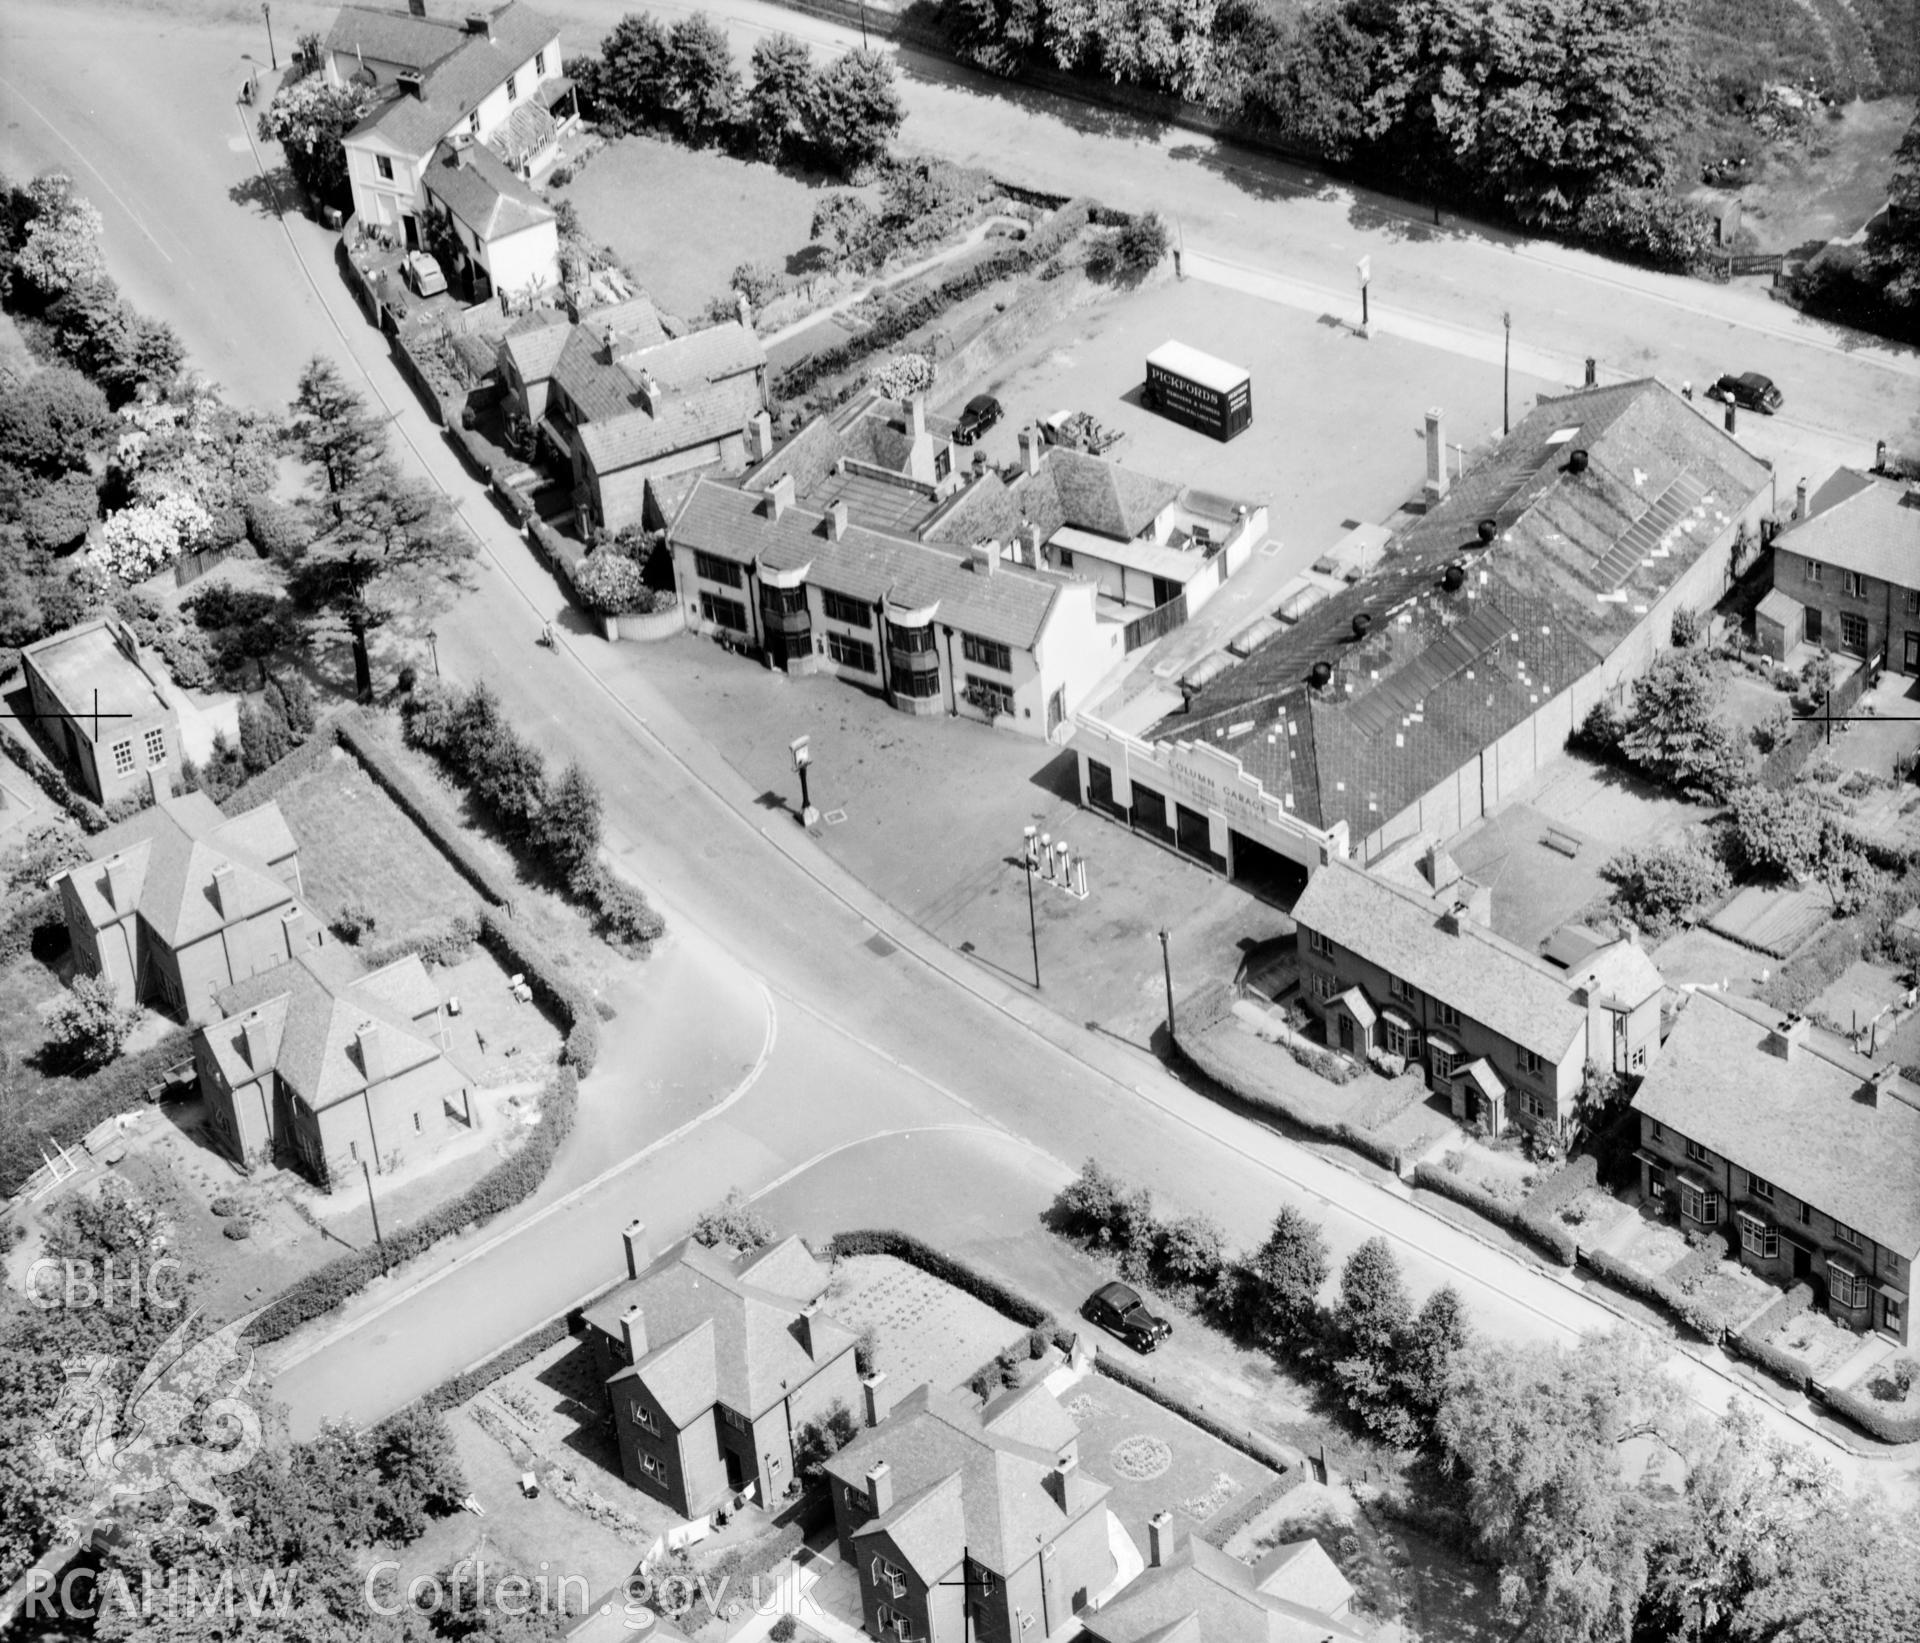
26;624;168;724
1146;341;1249;395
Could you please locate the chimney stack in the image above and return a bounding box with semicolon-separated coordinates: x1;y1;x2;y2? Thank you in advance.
211;863;236;917
796;1303;817;1358
766;474;795;520
465;12;494;38
826;499;850;541
970;544;998;577
1044;1452;1079;1511
241;1012;270;1072
906;395;926;438
1863;1066;1898;1107
862;1372;890;1428
1147;1511;1174;1568
737;290;753;332
104;855;133;911
623;1219;648;1279
621;1303;648;1363
1437;901;1468;937
408;0;426;15
865;1462;893;1515
1019;425;1043;477
1424;408;1448;502
397;70;423;98
1765;1015;1807;1062
356;1021;385;1084
1795;477;1808;520
748;410;773;464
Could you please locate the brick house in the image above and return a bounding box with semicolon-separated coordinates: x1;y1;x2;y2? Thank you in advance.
1631;991;1917;1345
196;943;476;1185
1767;470;1920;670
51;789;316;1024
1083;1513;1366;1643
1290;849;1664;1138
822;1381;1114;1643
22;620;183;807
580;1225;862;1518
498;296;769;537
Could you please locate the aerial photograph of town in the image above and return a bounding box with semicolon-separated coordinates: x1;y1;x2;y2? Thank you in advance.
0;0;1918;1637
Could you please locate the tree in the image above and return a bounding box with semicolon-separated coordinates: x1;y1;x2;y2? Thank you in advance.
535;759;605;891
257;76;376;205
666;14;742;146
9;175;105;304
289;356;388;501
42;972;137;1073
1621;651;1749;799
1243;1203;1330;1346
793;1400;861;1488
1156;1212;1226;1287
811;192;880;264
692;1187;773;1250
18;469;99;552
1880;108;1920;308
1112;211;1170;272
949;0;1047;76
1435;1330;1688;1643
1242;5;1378;160
1396;1283;1469;1437
0;365;112;477
368;1406;467;1537
48;278;184;404
237;693;293;775
747;33;821;163
590;12;675;132
1728;785;1824;881
1600;842;1730;939
811;48;904;176
286;459;472;701
1331;1237;1415;1443
1727;1498;1920;1643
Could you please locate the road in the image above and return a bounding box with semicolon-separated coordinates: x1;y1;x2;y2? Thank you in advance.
5;0;1918;1498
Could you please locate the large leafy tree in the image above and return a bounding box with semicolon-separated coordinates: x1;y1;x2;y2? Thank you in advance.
288;356;388;502
1435;1329;1688;1643
0;366;112;478
585;12;675;132
1620;649;1750;799
257;76;376;206
1242;1203;1330;1347
1880;109;1920;309
1331;1236;1415;1443
1726;1498;1920;1643
746;33;821;163
812;48;905;176
6;174;106;306
666;14;742;146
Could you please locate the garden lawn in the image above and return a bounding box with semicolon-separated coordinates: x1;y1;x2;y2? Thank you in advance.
274;746;481;944
562;135;834;321
1768;1308;1868;1381
823;1254;1031;1395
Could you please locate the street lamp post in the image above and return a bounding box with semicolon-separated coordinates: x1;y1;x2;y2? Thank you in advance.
1022;825;1041;989
361;1158;386;1269
790;735;818;828
1158;929;1175;1048
1356;256;1371;338
1502;310;1512;437
426;629;440;678
262;1;278;71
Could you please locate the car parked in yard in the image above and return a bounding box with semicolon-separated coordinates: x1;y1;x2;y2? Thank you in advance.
955;393;1003;445
1706;372;1782;414
1083;1281;1172;1352
404;252;448;298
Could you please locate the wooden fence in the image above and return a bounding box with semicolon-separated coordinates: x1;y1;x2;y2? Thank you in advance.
1124;592;1188;653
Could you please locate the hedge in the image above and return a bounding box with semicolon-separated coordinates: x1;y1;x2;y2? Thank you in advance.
1724;1329;1811;1393
416;1316;572;1414
335;713;520;909
1523;1155;1599;1221
1577;1244;1733;1342
1175;1029;1399;1176
214;715;342;815
1;732;109;833
0;1029;195;1197
822;1230;1051;1327
246;1065;578;1345
478;907;600;1075
1410;1163;1578;1267
1813;1381;1920;1444
1093;1353;1295;1477
698;1519;807;1588
0;888;61;966
1199;1468;1308;1548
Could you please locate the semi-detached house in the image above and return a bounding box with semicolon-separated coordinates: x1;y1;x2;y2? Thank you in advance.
1291;853;1664;1139
1631;991;1918;1345
1761;469;1920;669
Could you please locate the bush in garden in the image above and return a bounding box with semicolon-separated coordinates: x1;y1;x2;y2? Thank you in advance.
19;470;100;552
871;354;933;399
91;493;212;582
692;1187;773;1251
244;495;311;558
209;1195;241;1218
571;547;652;615
1601;843;1730;939
42;974;138;1074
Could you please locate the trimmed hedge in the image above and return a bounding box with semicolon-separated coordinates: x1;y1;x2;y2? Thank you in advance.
246;1065;578;1346
1410;1163;1578;1267
1176;1030;1399;1175
1814;1381;1920;1444
214;714;341;815
698;1519;808;1588
1;732;109;833
417;1316;572;1414
0;1029;195;1198
823;1229;1050;1327
1094;1353;1295;1477
1725;1329;1811;1393
478;908;600;1075
1199;1468;1308;1548
336;713;520;909
1577;1244;1736;1342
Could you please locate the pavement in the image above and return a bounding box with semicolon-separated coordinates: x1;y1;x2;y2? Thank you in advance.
10;0;1920;1506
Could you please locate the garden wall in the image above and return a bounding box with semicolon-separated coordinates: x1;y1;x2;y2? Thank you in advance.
609;606;688;643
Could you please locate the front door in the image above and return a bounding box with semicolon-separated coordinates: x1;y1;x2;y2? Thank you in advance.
1805;607;1822;645
723;1448;746;1490
1337;1014;1353;1054
402;214;420;251
1792;1244;1812;1281
1905;630;1919;675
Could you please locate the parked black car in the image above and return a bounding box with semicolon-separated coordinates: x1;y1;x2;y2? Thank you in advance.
955;393;1003;444
1706;372;1783;414
1083;1281;1173;1352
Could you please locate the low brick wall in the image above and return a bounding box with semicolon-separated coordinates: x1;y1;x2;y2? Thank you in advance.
608;605;687;643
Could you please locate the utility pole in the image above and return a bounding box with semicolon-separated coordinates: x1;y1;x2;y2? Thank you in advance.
1356;256;1371;338
262;1;278;71
1502;311;1512;436
1158;929;1175;1047
1022;826;1041;988
790;735;818;827
361;1157;386;1267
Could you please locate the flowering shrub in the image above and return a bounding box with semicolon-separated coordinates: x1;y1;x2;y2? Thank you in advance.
570;547;651;614
90;493;212;582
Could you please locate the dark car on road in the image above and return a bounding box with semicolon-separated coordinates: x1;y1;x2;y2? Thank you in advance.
955;393;1003;445
1706;372;1783;414
1083;1281;1172;1352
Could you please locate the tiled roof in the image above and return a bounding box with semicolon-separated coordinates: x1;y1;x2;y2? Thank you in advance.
1778;471;1920;587
743;416;844;501
353;4;561;158
1085;1536;1366;1643
825;1384;1109;1578
672;481;1066;650
1154;382;1771;838
210;947;453;1110
1291;860;1587;1060
67;795;298;948
577;376;761;475
1631;991;1920;1256
324;6;464;72
585;1236;854;1422
1568;939;1664;1010
421;142;554;241
867;1472;967;1584
500;309;570;380
1755;587;1803;626
919;473;1022;546
554;318;761;440
1046;448;1179;540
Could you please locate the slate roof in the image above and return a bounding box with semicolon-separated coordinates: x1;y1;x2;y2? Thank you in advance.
352;4;561;158
1291;860;1587;1060
1154;381;1770;839
1568;939;1664;1011
1755;587;1804;627
66;794;298;948
1084;1535;1366;1643
672;480;1066;650
1777;471;1920;587
420;141;554;241
206;946;456;1111
1631;990;1920;1256
919;472;1023;546
324;5;464;73
584;1236;855;1423
500;309;570;381
1044;448;1179;540
824;1384;1109;1579
553;318;764;473
577;376;761;475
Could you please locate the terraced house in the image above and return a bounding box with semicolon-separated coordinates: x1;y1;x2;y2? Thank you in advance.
1290;849;1665;1138
1631;991;1918;1345
1763;468;1920;669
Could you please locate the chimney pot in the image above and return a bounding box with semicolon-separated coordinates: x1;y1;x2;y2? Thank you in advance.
1795;477;1808;519
865;1461;893;1515
1147;1511;1174;1568
862;1372;890;1428
621;1303;648;1363
623;1219;648;1279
